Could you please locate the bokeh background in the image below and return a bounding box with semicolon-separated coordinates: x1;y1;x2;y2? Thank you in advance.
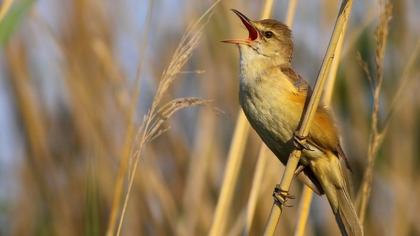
0;0;419;235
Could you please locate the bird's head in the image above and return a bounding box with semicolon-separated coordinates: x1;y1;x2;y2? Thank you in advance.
223;9;293;67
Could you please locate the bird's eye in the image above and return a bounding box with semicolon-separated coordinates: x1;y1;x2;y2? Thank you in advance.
264;31;273;38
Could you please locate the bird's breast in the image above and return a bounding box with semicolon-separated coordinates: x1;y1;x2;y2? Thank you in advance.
239;77;304;159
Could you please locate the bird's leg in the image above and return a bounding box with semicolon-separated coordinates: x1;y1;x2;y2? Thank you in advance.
272;184;295;207
293;132;314;151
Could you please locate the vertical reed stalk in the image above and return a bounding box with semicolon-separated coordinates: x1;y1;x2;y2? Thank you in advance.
106;1;153;235
244;147;268;235
293;186;313;236
263;1;353;235
244;0;299;234
109;2;219;235
356;39;419;225
208;1;277;235
293;11;350;236
356;3;420;225
0;0;14;22
356;2;391;225
208;112;250;236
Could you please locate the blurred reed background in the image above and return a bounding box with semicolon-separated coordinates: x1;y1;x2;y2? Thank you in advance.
0;0;419;235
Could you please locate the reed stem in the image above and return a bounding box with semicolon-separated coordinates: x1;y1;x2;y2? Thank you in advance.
293;10;350;235
263;1;353;235
243;0;299;233
208;1;276;235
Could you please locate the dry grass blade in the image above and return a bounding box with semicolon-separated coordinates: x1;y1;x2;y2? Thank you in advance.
208;111;250;236
356;1;392;224
151;2;218;113
146;98;211;142
293;4;351;235
208;1;276;235
382;39;420;129
263;1;354;235
6;42;57;232
112;2;220;235
261;0;275;20
323;21;349;106
356;1;419;225
356;52;374;93
106;1;154;234
244;147;269;235
243;1;299;234
293;186;313;236
0;0;14;22
374;1;392;88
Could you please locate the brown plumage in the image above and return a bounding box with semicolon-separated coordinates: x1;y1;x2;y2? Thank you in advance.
223;9;363;236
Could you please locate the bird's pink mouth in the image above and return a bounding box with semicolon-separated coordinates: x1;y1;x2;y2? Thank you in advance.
222;9;259;45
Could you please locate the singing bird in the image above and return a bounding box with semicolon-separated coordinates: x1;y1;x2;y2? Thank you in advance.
223;9;363;236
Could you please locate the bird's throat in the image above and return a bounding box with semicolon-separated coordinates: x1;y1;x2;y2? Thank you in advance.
239;46;290;83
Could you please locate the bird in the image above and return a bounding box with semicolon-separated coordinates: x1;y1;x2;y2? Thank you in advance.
222;9;363;236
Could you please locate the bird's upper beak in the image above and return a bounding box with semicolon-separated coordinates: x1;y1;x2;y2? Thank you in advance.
221;9;259;45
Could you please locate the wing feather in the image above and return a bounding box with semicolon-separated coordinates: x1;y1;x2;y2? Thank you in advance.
280;65;351;170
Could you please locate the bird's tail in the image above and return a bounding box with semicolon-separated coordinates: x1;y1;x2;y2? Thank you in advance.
334;187;363;236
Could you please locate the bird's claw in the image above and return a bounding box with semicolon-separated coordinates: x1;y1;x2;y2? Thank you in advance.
293;132;313;151
272;184;295;207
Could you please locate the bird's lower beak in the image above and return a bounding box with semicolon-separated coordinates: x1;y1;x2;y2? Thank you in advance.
221;9;259;45
221;39;252;45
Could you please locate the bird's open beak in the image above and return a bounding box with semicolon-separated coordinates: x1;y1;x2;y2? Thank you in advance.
221;9;259;45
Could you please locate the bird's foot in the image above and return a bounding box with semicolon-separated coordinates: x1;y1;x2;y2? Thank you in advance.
293;132;313;151
273;184;295;207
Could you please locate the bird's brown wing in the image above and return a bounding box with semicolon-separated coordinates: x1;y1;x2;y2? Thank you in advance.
279;65;309;92
308;104;352;171
308;106;340;151
279;65;350;191
280;65;339;151
280;65;351;170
